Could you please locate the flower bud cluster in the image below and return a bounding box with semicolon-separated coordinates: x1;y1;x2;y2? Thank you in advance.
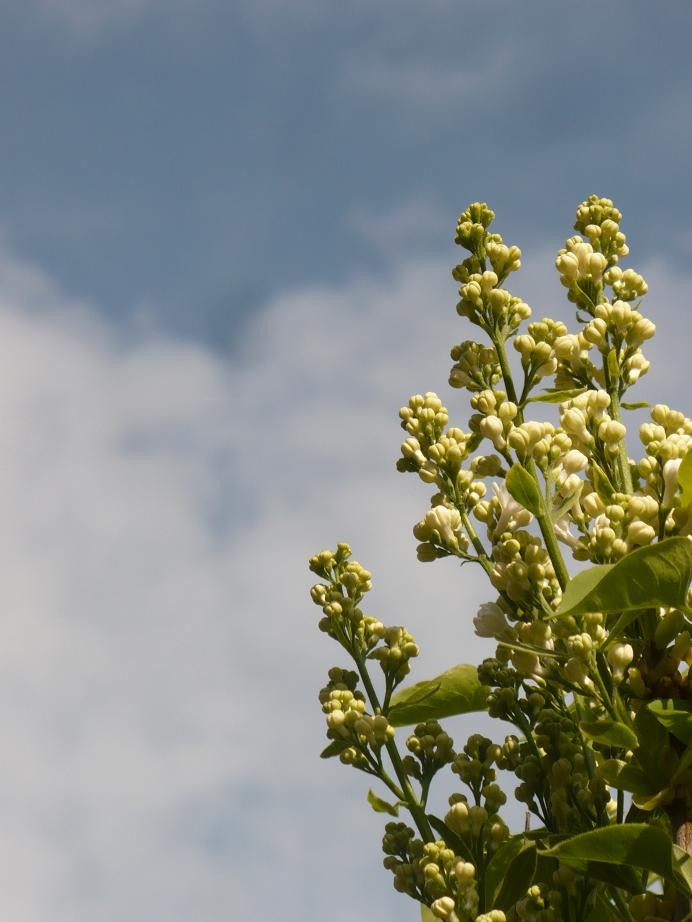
638;405;692;517
514;882;562;921
478;658;521;720
320;672;394;758
499;706;610;832
457;271;532;338
403;720;455;781
449;340;501;391
623;619;691;699
513;318;567;382
555;236;608;302
455;203;496;255
470;389;518;453
555;197;640;336
318;671;371;769
369;625;420;683
414;502;471;561
628;891;675;920
575;492;659;562
453;202;521;286
445;735;509;855
507;620;555;678
552;331;602;391
574;195;622;236
506;420;556;463
310;545;419;687
559;390;626;458
398;393;480;489
382;823;480;920
484;529;560;607
573;195;628;261
586;299;654;385
603;265;648;301
309;544;375;640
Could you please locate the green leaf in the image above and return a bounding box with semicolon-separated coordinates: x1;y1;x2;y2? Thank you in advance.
620;401;651;410
672;742;692;784
647;699;692;745
598;759;655;797
541;824;692;897
634;705;682;794
590;461;616;502
556;537;692;617
679;452;692;509
654;609;687;650
320;739;352;759
421;906;436;922
484;837;536;911
505;463;543;516
606;348;620;382
579;719;638;749
428;814;474;862
388;664;488;727
367;789;400;816
584;890;628;922
550;488;582;524
526;387;587;404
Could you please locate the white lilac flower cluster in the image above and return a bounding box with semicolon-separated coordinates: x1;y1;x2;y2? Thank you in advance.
396;197;691;700
310;198;692;922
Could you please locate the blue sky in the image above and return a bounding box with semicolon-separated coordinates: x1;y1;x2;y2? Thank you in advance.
0;2;691;920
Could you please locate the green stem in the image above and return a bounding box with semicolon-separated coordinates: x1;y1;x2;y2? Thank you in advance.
603;350;633;495
354;652;434;842
460;510;493;575
610;884;635;921
494;335;570;590
590;652;617;720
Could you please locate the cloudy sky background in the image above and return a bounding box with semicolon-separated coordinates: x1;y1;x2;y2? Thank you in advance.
1;2;691;920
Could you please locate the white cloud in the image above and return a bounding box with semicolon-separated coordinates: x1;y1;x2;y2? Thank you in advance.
23;0;202;39
347;197;451;257
342;41;519;112
0;234;689;921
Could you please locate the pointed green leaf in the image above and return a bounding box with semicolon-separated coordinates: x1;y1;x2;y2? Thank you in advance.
484;836;536;911
635;705;674;779
556;537;692;617
421;906;436;922
320;739;352;759
632;788;674;811
598;759;654;797
505;463;543;516
428;814;474;862
647;699;692;745
526;387;587;404
579;719;638;750
620;401;651;410
584;890;628;921
591;461;616;502
367;789;400;817
541;824;692;897
494;843;537;910
679;452;692;509
672;742;692;784
654;609;687;650
606;348;620;381
388;664;488;727
551;488;582;523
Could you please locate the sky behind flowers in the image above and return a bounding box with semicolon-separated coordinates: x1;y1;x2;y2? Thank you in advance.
1;2;691;920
